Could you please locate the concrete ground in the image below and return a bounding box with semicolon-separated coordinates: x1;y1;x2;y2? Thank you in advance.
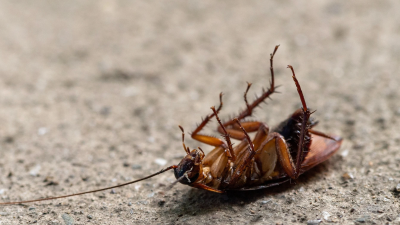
0;1;399;224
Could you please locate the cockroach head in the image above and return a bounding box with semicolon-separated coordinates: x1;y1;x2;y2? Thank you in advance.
173;149;204;185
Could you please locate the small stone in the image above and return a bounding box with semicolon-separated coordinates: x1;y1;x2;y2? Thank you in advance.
396;183;400;192
340;149;349;157
128;202;132;206
322;211;331;221
355;215;370;223
355;217;366;223
307;220;322;225
154;158;167;166
260;200;271;204
342;172;354;180
62;213;74;225
131;164;142;170
38;127;47;135
0;212;9;216
29;165;41;176
28;207;36;211
87;215;93;219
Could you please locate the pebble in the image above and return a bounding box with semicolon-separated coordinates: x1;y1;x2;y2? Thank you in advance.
342;172;354;180
0;212;9;216
259;200;271;205
307;220;322;225
87;215;93;219
340;149;349;157
131;164;142;170
355;217;366;223
322;211;331;221
396;183;400;192
62;213;74;225
38;127;48;135
29;165;41;176
355;215;370;223
155;158;167;166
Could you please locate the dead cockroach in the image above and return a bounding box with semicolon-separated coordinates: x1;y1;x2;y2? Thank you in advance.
0;45;342;205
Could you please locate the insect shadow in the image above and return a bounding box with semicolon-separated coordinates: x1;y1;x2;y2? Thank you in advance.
162;161;337;218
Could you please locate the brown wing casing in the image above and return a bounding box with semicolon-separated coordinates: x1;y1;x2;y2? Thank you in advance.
300;134;342;173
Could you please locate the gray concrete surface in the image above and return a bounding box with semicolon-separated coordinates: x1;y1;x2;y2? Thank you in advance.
0;1;399;224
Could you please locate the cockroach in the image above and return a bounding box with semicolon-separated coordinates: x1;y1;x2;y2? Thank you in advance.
0;45;342;205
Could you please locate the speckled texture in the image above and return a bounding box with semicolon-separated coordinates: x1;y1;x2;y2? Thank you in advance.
0;1;399;224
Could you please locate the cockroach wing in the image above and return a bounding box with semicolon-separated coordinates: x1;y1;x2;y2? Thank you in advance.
300;134;342;173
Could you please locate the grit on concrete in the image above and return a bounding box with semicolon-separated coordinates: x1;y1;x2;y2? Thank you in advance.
0;1;399;224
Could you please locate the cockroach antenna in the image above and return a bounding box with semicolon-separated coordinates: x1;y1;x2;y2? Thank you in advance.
0;165;177;205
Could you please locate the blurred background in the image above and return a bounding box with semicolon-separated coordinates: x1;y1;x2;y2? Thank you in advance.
0;1;399;224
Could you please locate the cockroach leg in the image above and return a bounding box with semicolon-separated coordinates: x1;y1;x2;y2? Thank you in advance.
287;65;311;179
223;45;280;128
268;133;297;179
190;93;223;143
236;178;290;191
308;129;337;142
211;106;236;161
178;125;190;154
191;183;224;193
188;92;235;159
249;122;270;150
244;82;253;112
191;93;223;136
223;118;258;187
217;121;257;140
287;65;308;112
233;118;255;153
197;146;205;156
